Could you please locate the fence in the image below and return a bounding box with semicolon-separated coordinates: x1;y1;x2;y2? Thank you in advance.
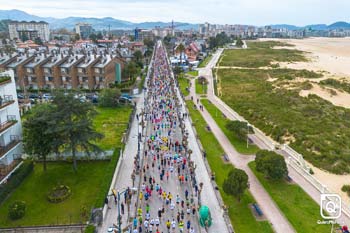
209;64;350;221
0;224;86;233
165;42;234;233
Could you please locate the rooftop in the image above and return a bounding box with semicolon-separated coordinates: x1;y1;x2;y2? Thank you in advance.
60;54;84;68
24;54;50;68
7;54;32;69
77;55;100;68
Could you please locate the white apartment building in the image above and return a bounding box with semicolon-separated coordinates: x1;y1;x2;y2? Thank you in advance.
8;21;50;41
0;70;23;184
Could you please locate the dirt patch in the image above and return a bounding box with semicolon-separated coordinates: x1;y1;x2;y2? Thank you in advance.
300;83;350;108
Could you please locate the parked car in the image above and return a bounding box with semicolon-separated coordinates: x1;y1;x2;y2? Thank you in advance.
42;93;53;100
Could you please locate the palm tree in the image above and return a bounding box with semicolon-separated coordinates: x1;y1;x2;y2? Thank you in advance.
176;43;186;66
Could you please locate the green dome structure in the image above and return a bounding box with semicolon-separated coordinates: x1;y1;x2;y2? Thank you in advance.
199;205;212;228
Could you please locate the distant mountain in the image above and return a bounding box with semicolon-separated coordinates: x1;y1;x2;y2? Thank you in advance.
269;24;300;30
0;9;197;30
304;24;328;30
327;21;350;29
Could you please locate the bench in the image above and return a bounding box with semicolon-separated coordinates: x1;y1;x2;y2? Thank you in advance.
252;203;263;216
223;154;229;162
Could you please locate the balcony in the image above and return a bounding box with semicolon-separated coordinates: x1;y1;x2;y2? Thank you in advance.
45;76;54;83
79;76;89;83
28;76;37;84
0;95;15;110
0;115;17;134
62;76;71;83
0;156;22;183
0;135;21;159
0;76;11;86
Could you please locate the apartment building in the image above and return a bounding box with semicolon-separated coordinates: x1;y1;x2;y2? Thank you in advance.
8;21;50;41
0;51;126;90
0;70;23;184
75;23;93;40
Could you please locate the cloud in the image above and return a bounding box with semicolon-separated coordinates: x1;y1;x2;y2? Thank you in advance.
0;0;349;25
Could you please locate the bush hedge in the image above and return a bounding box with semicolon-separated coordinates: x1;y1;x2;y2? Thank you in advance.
0;161;34;204
47;185;71;203
8;200;26;220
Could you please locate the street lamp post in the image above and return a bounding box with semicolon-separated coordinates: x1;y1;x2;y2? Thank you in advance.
246;123;251;149
115;188;131;232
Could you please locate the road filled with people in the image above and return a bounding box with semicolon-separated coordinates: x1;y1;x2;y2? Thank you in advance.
131;41;201;233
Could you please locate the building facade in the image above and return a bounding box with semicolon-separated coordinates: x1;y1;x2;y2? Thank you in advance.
0;70;23;184
75;23;93;40
8;21;50;41
0;51;126;90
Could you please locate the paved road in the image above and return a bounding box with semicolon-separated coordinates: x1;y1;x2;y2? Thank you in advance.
200;46;350;227
189;77;295;233
100;42;232;233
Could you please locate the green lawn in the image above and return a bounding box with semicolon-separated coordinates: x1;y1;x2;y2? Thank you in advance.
0;160;118;227
195;80;207;95
178;77;190;97
218;68;350;174
249;162;331;233
201;99;259;154
198;54;213;68
94;106;132;150
219;41;307;68
187;70;199;77
0;106;132;227
186;100;273;233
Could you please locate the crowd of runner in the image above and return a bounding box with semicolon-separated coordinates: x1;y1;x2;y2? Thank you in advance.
130;42;200;233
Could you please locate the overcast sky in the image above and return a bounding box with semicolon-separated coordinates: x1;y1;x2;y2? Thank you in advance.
1;0;349;25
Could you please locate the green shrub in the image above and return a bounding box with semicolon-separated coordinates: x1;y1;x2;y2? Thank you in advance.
255;150;288;180
341;185;350;197
47;185;71;203
0;161;34;204
8;200;26;220
85;224;96;233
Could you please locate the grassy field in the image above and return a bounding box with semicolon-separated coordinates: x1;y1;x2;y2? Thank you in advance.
320;78;350;94
218;68;350;174
0;160;118;227
201;99;259;154
187;70;199;77
0;106;132;227
198;54;213;68
178;77;190;97
94;106;133;150
195;79;207;95
219;41;307;68
249;162;331;233
186;100;273;233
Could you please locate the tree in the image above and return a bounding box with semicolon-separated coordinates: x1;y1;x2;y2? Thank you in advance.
255;150;288;180
23;104;58;171
123;61;139;80
173;66;183;78
225;121;254;141
34;37;43;45
52;92;103;172
176;43;186;65
236;37;244;48
133;50;143;68
73;33;80;42
223;168;248;202
96;32;103;40
89;33;97;43
99;88;121;107
21;34;29;42
143;38;155;49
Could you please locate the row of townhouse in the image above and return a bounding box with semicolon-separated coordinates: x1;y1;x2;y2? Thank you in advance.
0;70;22;184
0;51;126;90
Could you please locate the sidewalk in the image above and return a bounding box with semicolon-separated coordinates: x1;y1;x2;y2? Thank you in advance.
99;93;145;233
200;46;350;226
189;78;295;233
